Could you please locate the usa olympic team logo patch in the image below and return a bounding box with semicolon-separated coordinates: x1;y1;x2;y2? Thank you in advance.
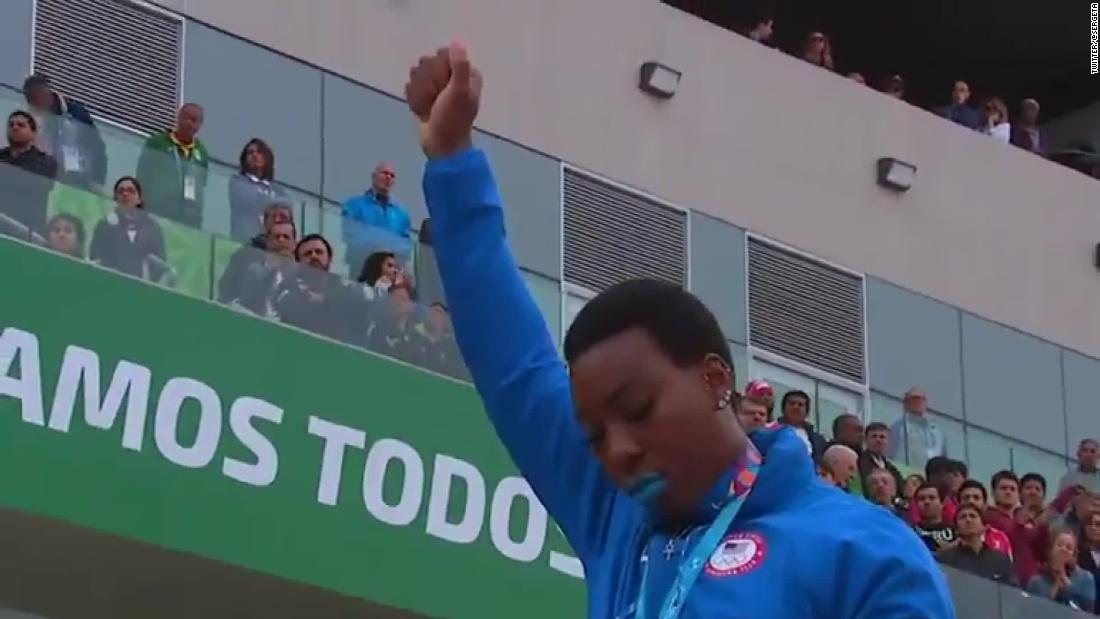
705;532;767;577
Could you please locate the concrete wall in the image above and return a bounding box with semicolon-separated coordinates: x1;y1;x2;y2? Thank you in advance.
152;0;1100;359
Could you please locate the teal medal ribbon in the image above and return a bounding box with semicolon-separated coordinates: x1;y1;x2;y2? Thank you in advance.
633;456;761;619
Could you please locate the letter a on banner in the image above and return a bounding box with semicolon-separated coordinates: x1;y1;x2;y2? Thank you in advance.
0;327;46;425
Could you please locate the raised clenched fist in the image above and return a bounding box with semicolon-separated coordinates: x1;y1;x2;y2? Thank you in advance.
405;41;483;159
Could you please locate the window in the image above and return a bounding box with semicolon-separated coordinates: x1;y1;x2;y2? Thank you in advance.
1009;442;1067;491
818;383;863;441
870;391;905;427
870;392;964;469
522;270;562;345
34;0;183;133
930;412;967;463
966;427;1012;489
562;285;594;336
751;359;864;439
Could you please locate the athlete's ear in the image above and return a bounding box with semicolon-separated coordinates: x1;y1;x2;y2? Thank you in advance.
701;353;733;397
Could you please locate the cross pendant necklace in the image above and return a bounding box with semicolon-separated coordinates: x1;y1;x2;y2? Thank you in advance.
662;526;693;560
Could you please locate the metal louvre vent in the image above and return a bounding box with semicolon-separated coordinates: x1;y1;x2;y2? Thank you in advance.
34;0;182;133
748;237;865;382
563;169;687;292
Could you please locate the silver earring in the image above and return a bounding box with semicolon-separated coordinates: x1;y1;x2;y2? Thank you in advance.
717;389;733;410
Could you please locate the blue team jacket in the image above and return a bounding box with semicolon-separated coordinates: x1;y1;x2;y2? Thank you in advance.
423;148;956;619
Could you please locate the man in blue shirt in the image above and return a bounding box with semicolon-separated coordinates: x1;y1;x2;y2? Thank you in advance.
936;81;981;130
409;41;955;619
341;161;412;276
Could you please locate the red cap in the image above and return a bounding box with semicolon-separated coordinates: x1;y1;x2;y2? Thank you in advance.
745;380;774;398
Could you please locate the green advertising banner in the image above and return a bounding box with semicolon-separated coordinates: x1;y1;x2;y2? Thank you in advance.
0;237;585;618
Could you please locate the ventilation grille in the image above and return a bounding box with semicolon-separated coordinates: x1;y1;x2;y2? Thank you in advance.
34;0;182;133
563;169;687;292
748;237;865;382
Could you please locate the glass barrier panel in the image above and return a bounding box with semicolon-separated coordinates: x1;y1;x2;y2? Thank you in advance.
520;268;562;345
416;241;445;307
941;564;1002;618
213;237;296;320
1009;443;1068;489
321;199;415;281
44;183;212;300
3;85;425;317
999;581;1087;618
209;232;469;381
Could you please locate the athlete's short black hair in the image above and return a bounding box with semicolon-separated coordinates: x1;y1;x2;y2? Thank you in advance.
563;279;732;370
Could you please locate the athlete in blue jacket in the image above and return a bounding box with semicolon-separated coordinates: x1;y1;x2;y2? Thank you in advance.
408;41;955;619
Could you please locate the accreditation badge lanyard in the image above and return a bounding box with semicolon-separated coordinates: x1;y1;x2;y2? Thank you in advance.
633;452;761;619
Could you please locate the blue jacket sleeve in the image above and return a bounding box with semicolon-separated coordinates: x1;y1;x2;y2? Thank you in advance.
422;147;617;563
834;514;956;619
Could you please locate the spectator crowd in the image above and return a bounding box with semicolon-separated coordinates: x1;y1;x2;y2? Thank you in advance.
738;379;1100;613
0;74;463;380
728;11;1100;180
0;29;1097;617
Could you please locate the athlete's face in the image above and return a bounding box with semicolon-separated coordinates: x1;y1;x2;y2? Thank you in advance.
570;327;743;520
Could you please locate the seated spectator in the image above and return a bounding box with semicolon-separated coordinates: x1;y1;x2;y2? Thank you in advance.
736;390;771;433
957;479;1013;559
979;97;1011;144
818;444;858;489
90;177;168;283
778;390;826;460
1019;472;1049;518
799;31;834;70
415;302;464;378
22;74;106;192
829;413;865;494
936;80;981;130
217;220;297;317
1059;438;1100;494
1077;511;1100;607
913;482;957;553
1010;98;1043;155
743;380;775;417
867;467;907;518
921;457;965;524
137;103;208;228
367;282;420;358
0;110;58;236
859;422;904;500
275;233;366;345
881;74;906;100
888;387;946;470
937;505;1018;585
341;162;412;275
903;473;925;506
240;203;296;251
357;250;413;297
1027;529;1095;612
1050;484;1099;532
741;18;774;46
229;138;290;242
45;213;85;259
984;471;1047;585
